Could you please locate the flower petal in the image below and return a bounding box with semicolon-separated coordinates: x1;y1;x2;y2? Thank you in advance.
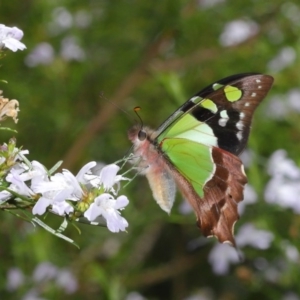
114;195;129;210
76;161;97;183
99;164;120;190
3;38;26;52
84;203;101;221
32;197;51;215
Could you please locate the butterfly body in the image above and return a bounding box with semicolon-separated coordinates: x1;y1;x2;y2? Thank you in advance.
129;73;274;245
128;125;177;213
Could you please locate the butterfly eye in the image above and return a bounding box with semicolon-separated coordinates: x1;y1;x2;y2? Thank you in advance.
138;130;147;141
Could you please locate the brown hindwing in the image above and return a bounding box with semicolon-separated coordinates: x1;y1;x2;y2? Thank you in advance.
198;147;247;245
171;146;247;246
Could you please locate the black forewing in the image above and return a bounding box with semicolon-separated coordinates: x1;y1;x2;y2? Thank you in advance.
155;73;274;155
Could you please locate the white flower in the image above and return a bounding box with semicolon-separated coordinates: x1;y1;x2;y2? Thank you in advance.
209;223;274;275
13;148;30;163
32;262;77;294
281;241;299;262
0;143;29;164
178;200;193;215
99;164;128;194
238;184;258;215
50;7;73;32
266;89;300;120
99;164;121;189
208;243;240;275
32;172;79;215
265;177;300;213
31;162;96;216
125;291;147;300
33;262;58;282
22;288;44;300
219;19;259;47
0;24;26;52
0;190;11;204
25;42;55;67
236;223;274;249
6;167;35;198
268;46;296;72
51;198;75;216
6;267;25;291
267;149;300;179
265;150;300;213
199;0;225;9
55;269;78;294
85;163;128;195
282;292;300;300
60;35;85;61
13;161;47;183
84;193;129;232
75;161;97;184
1;161;47;204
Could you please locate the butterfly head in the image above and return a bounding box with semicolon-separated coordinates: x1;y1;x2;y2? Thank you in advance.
128;124;156;145
127;124;159;175
137;128;147;141
128;106;156;143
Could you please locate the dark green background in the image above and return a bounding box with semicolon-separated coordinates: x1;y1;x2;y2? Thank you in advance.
1;1;300;299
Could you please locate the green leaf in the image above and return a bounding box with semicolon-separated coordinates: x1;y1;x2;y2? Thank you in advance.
49;160;63;175
31;216;80;248
0;127;17;133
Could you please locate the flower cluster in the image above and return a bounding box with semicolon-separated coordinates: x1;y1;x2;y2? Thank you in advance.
6;262;77;296
0;142;130;233
0;23;131;245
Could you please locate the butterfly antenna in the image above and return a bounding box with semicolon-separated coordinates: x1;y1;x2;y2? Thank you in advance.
99;92;135;123
134;106;144;129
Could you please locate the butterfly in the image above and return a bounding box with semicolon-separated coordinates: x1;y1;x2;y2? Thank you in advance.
128;73;274;246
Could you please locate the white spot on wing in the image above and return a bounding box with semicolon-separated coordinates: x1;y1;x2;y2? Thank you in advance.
251;92;256;97
236;120;243;130
245;102;250;107
218;110;229;127
240;112;245;119
237;131;243;140
256;79;261;83
218;118;227;127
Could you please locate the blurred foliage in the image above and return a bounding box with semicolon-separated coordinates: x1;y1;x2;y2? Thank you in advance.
1;0;300;299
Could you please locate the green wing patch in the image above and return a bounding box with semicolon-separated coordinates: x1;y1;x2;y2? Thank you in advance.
157;113;218;147
161;138;215;198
